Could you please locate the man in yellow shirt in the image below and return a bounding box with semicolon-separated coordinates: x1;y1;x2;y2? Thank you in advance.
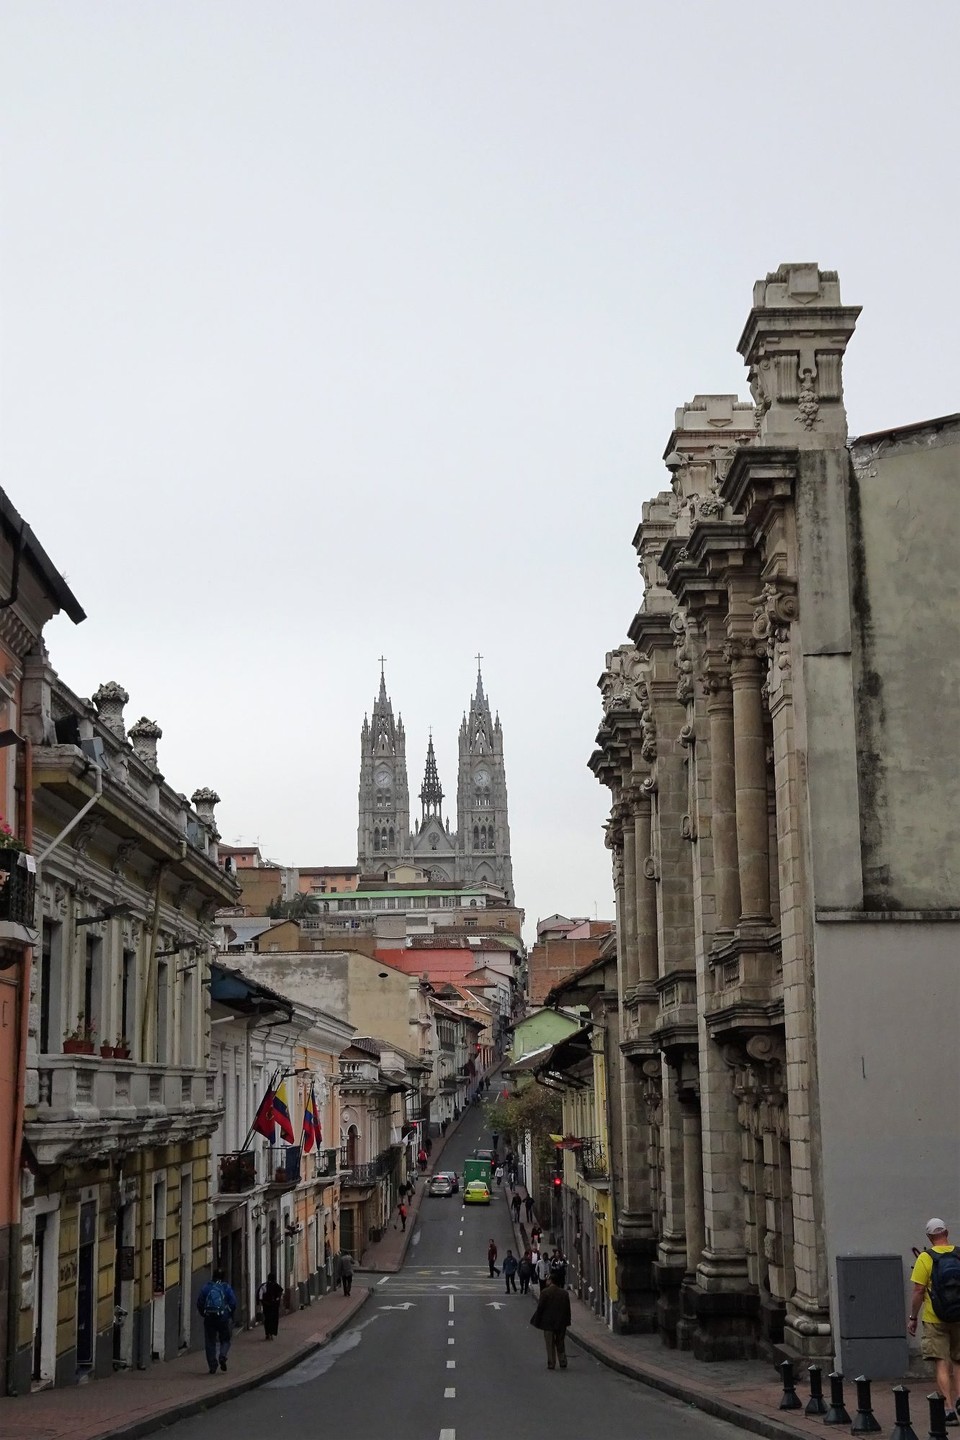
909;1218;960;1425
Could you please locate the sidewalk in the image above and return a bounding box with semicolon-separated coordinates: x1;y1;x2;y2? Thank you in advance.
504;1189;922;1440
0;1285;369;1440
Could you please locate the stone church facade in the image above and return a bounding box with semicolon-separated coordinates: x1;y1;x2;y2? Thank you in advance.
357;666;514;902
591;263;960;1370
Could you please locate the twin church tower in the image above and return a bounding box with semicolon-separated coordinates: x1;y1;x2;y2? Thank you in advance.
357;662;514;902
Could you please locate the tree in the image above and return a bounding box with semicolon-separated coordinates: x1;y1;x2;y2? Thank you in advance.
484;1082;561;1176
265;893;320;921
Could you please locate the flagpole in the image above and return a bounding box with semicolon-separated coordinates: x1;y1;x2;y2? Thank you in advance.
240;1064;282;1153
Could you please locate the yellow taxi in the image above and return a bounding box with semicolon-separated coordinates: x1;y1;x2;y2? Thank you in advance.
463;1180;491;1205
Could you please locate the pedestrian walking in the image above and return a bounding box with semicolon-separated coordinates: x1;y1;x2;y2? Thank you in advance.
909;1218;960;1422
418;1147;427;1172
197;1269;237;1374
495;1164;505;1187
257;1272;283;1340
488;1239;500;1277
530;1272;572;1370
503;1249;519;1294
340;1250;354;1297
398;1201;408;1231
551;1249;568;1287
536;1253;552;1290
518;1250;534;1295
531;1224;542;1250
524;1194;534;1223
511;1192;522;1222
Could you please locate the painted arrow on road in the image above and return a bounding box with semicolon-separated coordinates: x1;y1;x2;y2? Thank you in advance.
437;1284;460;1290
486;1302;505;1310
379;1303;416;1311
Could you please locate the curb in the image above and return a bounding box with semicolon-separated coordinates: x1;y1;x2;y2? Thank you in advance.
95;1288;371;1440
566;1326;807;1440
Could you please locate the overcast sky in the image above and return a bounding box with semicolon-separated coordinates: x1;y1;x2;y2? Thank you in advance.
2;2;957;941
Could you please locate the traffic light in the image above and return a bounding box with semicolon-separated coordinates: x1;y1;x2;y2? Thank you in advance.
552;1174;562;1189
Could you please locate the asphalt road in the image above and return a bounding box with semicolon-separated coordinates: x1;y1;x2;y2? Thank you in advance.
164;1104;746;1440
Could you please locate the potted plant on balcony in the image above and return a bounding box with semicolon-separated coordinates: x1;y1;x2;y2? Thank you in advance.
113;1036;131;1060
100;1041;115;1058
63;1023;96;1056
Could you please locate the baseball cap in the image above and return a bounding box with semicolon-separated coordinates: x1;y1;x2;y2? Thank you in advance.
926;1218;948;1235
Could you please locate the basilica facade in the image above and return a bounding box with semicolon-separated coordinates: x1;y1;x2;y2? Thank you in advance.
357;665;514;902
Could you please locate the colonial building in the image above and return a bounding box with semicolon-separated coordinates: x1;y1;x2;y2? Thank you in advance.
357;664;514;901
19;670;237;1389
0;492;85;1395
590;264;960;1374
208;964;350;1325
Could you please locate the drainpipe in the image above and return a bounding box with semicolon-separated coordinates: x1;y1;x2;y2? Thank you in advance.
4;738;33;1395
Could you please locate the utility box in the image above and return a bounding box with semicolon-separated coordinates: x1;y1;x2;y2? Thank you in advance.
836;1255;908;1377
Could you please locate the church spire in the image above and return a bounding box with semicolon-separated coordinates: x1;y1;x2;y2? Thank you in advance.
474;652;485;704
420;730;444;819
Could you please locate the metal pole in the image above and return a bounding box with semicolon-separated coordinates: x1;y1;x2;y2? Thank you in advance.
851;1376;881;1433
806;1366;829;1416
824;1372;852;1425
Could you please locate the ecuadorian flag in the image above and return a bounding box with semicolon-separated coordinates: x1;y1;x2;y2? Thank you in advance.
302;1085;321;1153
274;1079;296;1144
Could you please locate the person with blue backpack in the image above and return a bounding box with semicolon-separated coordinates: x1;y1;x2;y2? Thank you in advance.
196;1268;238;1375
908;1219;960;1424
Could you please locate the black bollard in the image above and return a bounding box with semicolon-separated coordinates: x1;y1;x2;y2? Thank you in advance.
806;1366;829;1416
891;1385;919;1440
779;1359;802;1410
823;1371;852;1425
851;1376;881;1434
927;1393;948;1440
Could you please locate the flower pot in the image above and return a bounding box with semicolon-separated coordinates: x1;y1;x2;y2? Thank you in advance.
114;1046;131;1060
64;1038;94;1055
100;1044;115;1058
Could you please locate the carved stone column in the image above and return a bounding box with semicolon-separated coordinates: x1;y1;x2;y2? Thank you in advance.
727;643;771;926
703;664;740;934
633;785;659;987
92;681;130;741
619;800;639;991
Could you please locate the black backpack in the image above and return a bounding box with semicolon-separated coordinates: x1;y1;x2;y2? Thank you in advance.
927;1248;960;1322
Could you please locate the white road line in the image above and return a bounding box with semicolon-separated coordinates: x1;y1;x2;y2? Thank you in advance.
448;1295;455;1313
447;1359;456;1369
448;1319;454;1326
377;1276;389;1286
444;1387;456;1398
456;1246;461;1254
440;1431;456;1440
448;1337;455;1344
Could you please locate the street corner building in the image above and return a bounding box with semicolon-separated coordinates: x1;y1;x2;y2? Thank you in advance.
587;264;960;1373
12;650;239;1389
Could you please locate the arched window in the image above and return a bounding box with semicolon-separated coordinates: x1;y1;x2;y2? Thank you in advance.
346;1124;359;1169
373;828;380;852
473;825;480;849
389;826;395;848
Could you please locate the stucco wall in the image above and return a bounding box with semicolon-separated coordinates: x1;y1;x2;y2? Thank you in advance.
238;950;416;1053
850;423;960;908
814;918;960;1347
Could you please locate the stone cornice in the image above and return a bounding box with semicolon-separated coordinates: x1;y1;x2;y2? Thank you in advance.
721;447;799;531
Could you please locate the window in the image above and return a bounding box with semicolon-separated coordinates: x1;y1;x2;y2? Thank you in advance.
156;961;169;1064
40;920;62;1054
121;949;136;1053
83;935;102;1040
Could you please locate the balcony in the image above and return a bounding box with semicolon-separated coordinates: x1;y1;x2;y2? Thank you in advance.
28;1058;221;1168
339;1059;379;1085
265;1145;301;1191
219;1150;257;1194
0;849;37;929
340;1146;397;1189
574;1138;608;1182
312;1146;338;1180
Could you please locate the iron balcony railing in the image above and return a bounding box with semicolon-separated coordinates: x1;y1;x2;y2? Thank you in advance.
574;1138;608;1181
340;1146;397;1187
218;1150;257;1194
266;1145;301;1188
0;851;36;926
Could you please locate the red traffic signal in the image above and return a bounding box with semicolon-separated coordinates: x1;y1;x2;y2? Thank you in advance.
552;1175;562;1188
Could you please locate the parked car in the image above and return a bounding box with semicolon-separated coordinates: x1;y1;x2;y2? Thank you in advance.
429;1172;455;1197
463;1180;491;1205
474;1148;494;1163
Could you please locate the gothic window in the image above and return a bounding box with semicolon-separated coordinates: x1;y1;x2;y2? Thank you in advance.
373;829;380;852
473;825;479;849
389;826;395;848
